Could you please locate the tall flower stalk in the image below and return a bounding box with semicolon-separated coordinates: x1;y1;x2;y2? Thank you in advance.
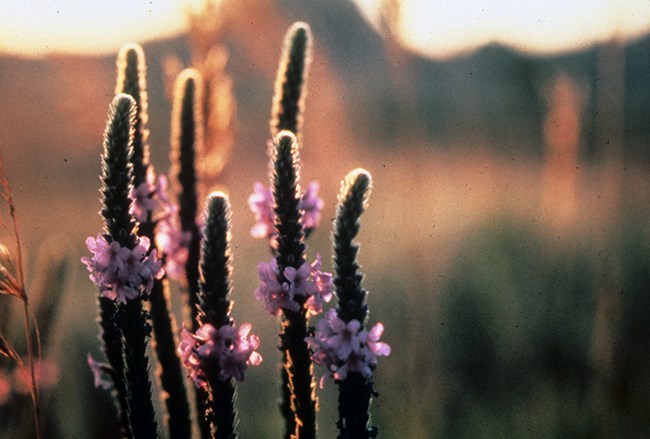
170;68;210;438
271;22;312;138
0;153;42;439
83;94;161;438
116;42;191;439
267;24;314;438
178;193;262;438
170;68;203;332
271;131;317;439
312;169;390;438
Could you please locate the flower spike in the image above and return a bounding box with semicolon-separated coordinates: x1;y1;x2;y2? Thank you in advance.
117;43;192;438
322;168;390;438
84;93;160;438
271;22;312;138
170;68;210;438
179;192;262;438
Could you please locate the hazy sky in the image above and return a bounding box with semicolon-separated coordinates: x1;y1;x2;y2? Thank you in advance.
0;0;649;57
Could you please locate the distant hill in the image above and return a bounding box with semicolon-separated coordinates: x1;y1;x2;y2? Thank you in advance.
276;0;650;161
0;0;648;170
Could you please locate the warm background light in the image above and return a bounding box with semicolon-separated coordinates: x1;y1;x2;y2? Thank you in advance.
1;0;649;58
392;0;650;56
0;0;188;56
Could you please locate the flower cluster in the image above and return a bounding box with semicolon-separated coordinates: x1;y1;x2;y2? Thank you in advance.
255;255;332;316
247;181;324;239
129;169;167;223
155;201;191;280
127;170;190;280
300;182;324;231
82;234;163;304
307;309;390;387
248;182;274;239
87;354;113;390
178;323;262;387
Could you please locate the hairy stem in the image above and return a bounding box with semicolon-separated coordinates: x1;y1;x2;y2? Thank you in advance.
117;43;191;438
333;169;377;438
170;69;209;439
271;131;316;439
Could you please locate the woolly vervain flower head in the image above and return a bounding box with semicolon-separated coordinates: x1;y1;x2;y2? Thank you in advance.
306;254;333;316
156;203;191;280
307;309;390;387
129;169;169;223
300;181;324;231
255;255;332;316
254;259;300;315
284;260;318;297
178;327;203;388
217;323;263;382
178;322;262;387
82;234;163;304
248;182;275;239
248;181;324;240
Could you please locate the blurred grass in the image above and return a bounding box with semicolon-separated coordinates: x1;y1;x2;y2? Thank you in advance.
1;143;649;437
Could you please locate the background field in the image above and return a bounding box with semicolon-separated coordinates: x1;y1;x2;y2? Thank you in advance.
0;1;649;437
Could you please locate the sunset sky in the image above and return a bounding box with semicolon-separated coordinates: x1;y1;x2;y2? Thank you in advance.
0;0;649;58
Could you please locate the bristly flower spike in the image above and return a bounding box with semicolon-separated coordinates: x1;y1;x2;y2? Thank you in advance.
100;94;138;249
197;193;233;329
178;192;262;438
270;22;312;138
170;68;211;438
83;93;160;438
116;43;150;188
170;68;204;329
116;43;192;439
89;94;137;438
308;169;390;439
270;130;317;439
333;169;372;324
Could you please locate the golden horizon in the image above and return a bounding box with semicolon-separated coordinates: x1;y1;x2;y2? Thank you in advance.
0;0;649;58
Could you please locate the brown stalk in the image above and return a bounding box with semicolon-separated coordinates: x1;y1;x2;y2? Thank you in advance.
0;151;42;439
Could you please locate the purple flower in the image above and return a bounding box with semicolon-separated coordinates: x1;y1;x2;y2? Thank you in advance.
248;181;324;240
194;323;236;359
248;182;275;239
217;323;263;382
306;309;390;388
178;326;205;388
284;261;318;297
178;323;262;387
305;255;333;316
87;354;113;390
129;170;172;223
128;171;191;281
155;203;191;280
367;322;391;357
255;259;300;315
299;181;324;231
255;256;333;316
82;234;164;304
